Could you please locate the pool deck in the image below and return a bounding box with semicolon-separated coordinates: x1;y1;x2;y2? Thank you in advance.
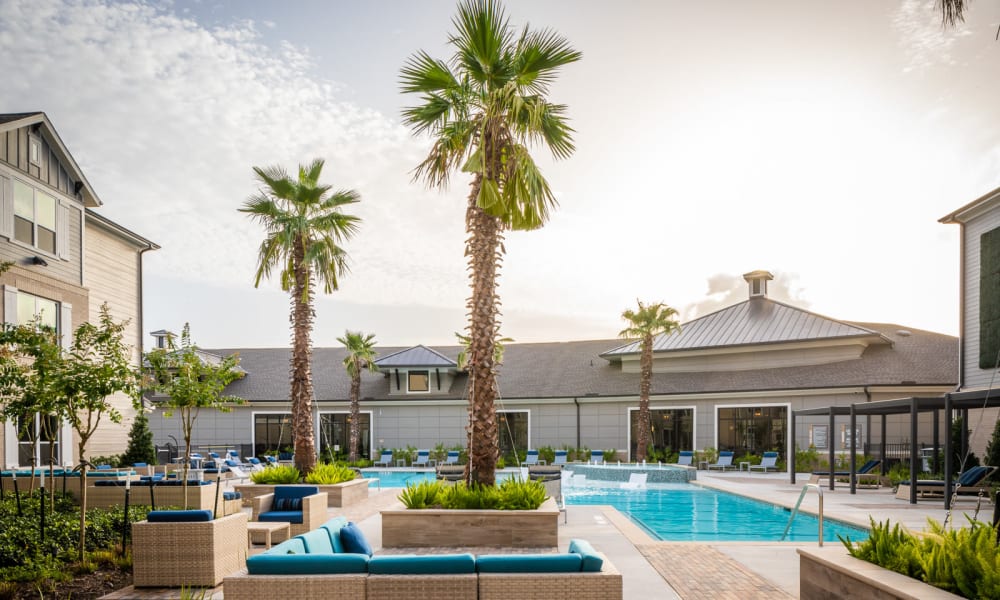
103;470;995;600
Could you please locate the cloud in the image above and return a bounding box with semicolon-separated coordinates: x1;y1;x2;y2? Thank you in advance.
681;271;809;322
0;0;463;306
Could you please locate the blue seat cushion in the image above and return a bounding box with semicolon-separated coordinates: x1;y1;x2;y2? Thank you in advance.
368;554;475;575
298;529;335;554
147;509;212;522
222;491;241;501
569;539;604;572
247;553;369;575
476;554;582;573
320;517;349;553
264;538;306;555
340;522;373;556
259;511;304;524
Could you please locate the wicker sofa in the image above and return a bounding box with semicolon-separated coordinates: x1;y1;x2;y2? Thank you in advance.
223;517;622;600
251;485;328;540
132;510;248;587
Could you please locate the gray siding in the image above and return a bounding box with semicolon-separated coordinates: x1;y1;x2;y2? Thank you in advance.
960;208;1000;389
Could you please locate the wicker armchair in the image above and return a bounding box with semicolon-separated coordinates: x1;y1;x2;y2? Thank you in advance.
132;511;248;587
251;485;328;538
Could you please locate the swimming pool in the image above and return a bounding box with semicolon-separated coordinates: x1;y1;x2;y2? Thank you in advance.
360;469;522;488
565;481;869;542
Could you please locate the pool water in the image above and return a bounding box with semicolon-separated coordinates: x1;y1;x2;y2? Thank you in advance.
565;481;869;543
360;469;521;488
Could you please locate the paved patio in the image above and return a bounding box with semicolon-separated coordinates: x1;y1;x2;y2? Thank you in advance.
103;470;995;599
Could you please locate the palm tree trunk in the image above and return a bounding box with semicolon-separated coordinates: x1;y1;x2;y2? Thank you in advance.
348;369;361;463
637;335;653;460
465;172;501;486
290;244;317;475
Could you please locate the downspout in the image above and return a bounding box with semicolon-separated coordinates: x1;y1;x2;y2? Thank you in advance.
573;397;581;450
137;243;154;408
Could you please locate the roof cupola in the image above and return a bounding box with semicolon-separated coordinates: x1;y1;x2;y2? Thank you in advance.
743;270;774;299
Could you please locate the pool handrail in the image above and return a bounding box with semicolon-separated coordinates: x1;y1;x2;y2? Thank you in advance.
781;483;824;546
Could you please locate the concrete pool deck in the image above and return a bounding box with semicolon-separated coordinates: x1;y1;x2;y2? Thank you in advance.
103;470;995;599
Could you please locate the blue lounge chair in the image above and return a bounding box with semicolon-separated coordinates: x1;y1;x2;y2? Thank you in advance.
412;449;431;468
707;451;735;471
810;459;881;484
750;451;780;473
896;465;997;500
374;450;393;467
677;451;694;466
553;450;568;466
590;450;604;465
521;449;543;467
444;450;461;465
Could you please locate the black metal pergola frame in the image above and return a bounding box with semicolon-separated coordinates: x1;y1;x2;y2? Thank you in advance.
789;391;1000;507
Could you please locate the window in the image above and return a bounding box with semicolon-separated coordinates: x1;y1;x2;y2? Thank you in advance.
13;179;57;254
630;408;693;460
319;412;371;460
253;413;293;457
18;413;60;467
497;410;528;462
16;291;59;331
980;227;1000;369
28;138;40;165
407;370;430;392
717;406;786;456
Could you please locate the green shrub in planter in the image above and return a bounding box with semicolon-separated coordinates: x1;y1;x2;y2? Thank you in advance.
398;480;445;509
250;465;301;484
304;463;356;485
398;478;547;510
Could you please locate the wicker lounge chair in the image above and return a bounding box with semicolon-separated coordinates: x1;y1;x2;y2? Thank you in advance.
132;510;247;587
251;485;328;539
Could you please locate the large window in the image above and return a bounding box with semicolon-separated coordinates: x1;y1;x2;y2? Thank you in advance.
497;410;528;462
717;406;787;456
319;413;371;461
16;291;59;331
407;370;429;392
17;413;60;467
630;408;693;460
253;413;293;457
13;179;57;254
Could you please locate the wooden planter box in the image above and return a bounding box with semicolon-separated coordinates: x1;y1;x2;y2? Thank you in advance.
381;497;560;548
798;547;964;600
233;478;369;508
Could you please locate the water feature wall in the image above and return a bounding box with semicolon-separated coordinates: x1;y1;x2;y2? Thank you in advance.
564;463;696;483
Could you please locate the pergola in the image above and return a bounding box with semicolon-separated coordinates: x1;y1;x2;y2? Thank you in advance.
790;390;1000;507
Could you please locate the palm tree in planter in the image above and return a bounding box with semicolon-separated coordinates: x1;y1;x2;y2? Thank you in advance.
619;300;681;461
337;331;378;462
401;0;580;485
241;159;361;475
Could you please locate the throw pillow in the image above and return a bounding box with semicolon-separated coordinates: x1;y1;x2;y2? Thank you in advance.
274;497;302;511
340;522;373;556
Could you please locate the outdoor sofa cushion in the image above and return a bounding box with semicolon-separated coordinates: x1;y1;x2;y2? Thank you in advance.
146;509;213;522
258;510;303;524
247;553;369;575
340;521;373;556
319;516;348;553
569;538;605;572
368;554;476;575
476;554;582;573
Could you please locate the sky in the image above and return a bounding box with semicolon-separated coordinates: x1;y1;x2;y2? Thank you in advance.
2;0;1000;350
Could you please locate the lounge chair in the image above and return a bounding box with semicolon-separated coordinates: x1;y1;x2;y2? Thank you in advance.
895;465;997;500
444;450;461;465
749;451;779;473
707;451;736;471
676;451;694;466
374;450;393;467
251;485;328;538
809;459;881;485
412;449;431;468
264;455;278;466
521;449;544;467
553;450;568;466
590;450;604;465
621;473;647;490
224;459;251;482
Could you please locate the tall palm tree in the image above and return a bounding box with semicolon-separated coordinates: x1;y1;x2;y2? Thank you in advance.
337;331;378;463
400;0;580;485
241;159;360;475
620;300;681;461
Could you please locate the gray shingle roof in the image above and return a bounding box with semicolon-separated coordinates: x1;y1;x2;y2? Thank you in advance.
602;297;885;357
203;322;956;403
375;345;457;368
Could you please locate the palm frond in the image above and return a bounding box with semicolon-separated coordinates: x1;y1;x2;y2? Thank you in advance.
498;145;556;230
515;26;582;95
939;0;967;27
400;51;460;94
451;0;515;88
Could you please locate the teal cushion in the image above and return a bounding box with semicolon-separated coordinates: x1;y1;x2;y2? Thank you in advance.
320;517;349;553
147;509;212;522
298;530;334;554
263;538;306;555
476;554;582;573
569;539;604;572
340;522;372;556
246;553;369;575
259;511;303;524
368;554;475;575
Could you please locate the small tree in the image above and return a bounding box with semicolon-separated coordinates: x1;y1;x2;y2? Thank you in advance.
144;323;244;506
121;411;157;467
336;331;378;463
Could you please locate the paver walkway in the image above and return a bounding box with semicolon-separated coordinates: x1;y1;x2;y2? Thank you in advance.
639;543;794;600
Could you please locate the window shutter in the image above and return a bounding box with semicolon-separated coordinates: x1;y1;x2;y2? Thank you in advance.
3;421;18;467
60;420;75;467
56;201;69;259
60;302;72;350
0;175;11;239
3;285;17;324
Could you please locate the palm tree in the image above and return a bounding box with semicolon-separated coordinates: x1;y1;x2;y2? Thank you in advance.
241;159;361;475
619;300;681;461
400;0;580;485
337;331;378;463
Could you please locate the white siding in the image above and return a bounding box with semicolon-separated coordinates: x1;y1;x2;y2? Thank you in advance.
960;208;1000;389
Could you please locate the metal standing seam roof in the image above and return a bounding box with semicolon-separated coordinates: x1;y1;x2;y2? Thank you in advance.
374;345;457;368
602;297;887;357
